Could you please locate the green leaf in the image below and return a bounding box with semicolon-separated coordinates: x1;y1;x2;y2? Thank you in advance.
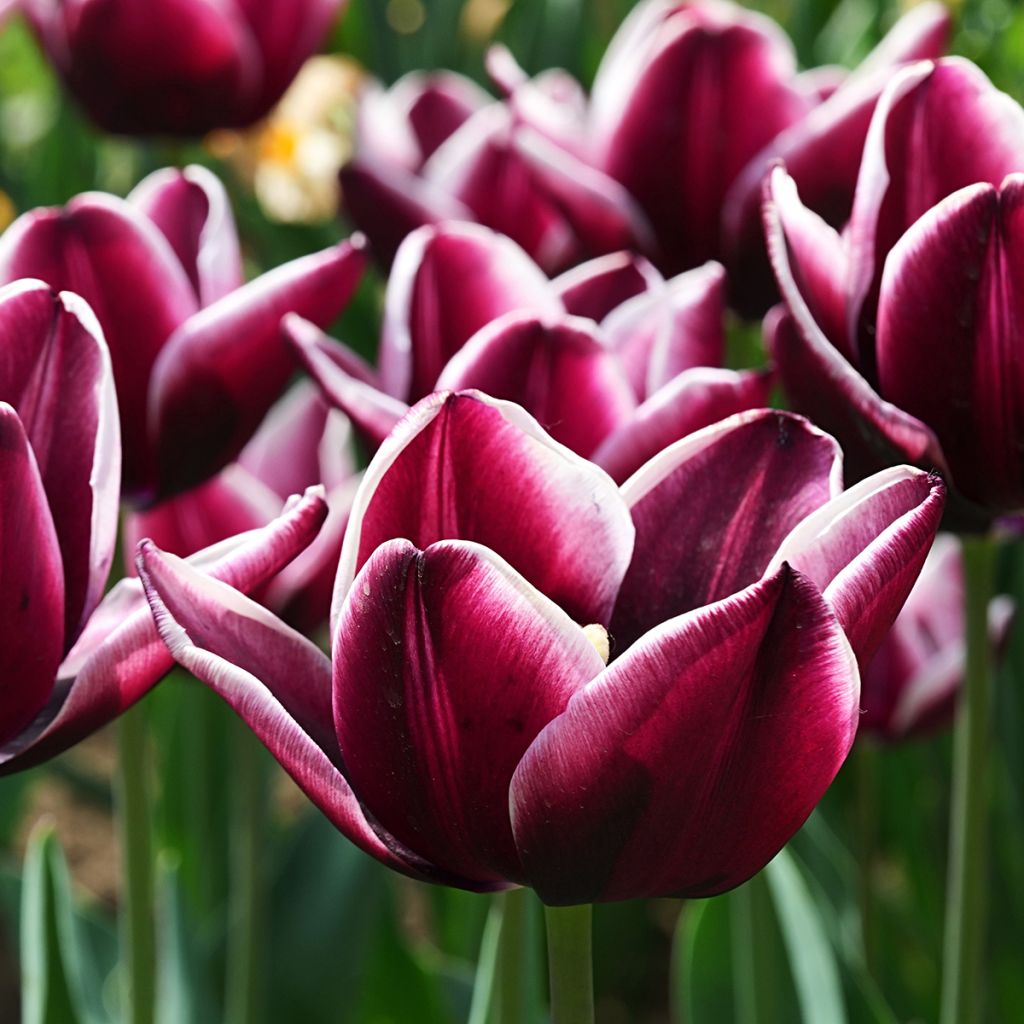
764;849;847;1024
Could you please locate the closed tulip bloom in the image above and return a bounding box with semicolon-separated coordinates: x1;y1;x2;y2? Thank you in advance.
285;223;769;477
764;58;1024;515
139;394;943;903
22;0;346;135
860;536;1014;742
0;165;366;499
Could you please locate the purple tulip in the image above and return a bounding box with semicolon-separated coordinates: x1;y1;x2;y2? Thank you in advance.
0;279;119;746
341;51;652;273
860;535;1014;742
764;58;1024;514
286;222;769;478
22;0;346;135
0;165;366;500
138;394;944;902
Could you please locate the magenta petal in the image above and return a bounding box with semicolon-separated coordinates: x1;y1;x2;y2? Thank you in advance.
380;222;559;402
876;179;1024;511
846;58;1024;349
593;368;774;484
436;312;636;457
0;282;120;642
0;487;327;774
611;409;842;649
335;391;635;632
603;262;726;400
511;566;859;904
391;70;491;163
136;538;447;885
0;195;198;493
334;539;605;885
149;237;367;497
0;404;65;746
553;251;663;321
285;314;408;450
767;467;945;665
129;164;244;306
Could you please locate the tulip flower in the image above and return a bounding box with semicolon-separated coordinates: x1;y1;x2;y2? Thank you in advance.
341;50;652;272
123;381;359;631
21;0;347;135
138;395;944;904
0;164;366;500
763;58;1024;515
860;536;1014;742
285;222;769;480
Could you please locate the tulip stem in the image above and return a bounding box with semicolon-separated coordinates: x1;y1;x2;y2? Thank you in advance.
496;889;528;1024
225;724;266;1024
857;740;879;977
115;704;156;1024
940;533;998;1024
544;904;594;1024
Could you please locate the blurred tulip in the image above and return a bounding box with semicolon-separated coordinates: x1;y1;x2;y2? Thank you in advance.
0;164;366;500
860;535;1014;742
22;0;347;135
139;397;944;903
1;486;327;774
764;57;1024;515
341;50;652;272
286;222;769;478
0;280;119;747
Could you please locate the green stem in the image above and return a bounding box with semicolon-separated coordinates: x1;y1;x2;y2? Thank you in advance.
225;725;266;1024
497;889;528;1024
115;704;156;1024
940;534;998;1024
544;904;594;1024
857;740;879;978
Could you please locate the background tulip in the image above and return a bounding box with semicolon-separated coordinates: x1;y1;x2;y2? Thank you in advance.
138;394;944;906
21;0;347;135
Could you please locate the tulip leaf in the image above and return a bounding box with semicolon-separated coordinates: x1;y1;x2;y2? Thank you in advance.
670;898;733;1024
764;848;848;1024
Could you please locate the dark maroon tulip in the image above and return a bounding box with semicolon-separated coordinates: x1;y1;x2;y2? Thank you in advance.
124;382;358;631
764;58;1024;514
0;165;366;500
860;535;1014;742
22;0;346;135
1;486;327;774
139;394;944;902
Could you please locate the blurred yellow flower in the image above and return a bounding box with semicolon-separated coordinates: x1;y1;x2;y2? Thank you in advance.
460;0;511;42
0;190;15;232
208;56;364;225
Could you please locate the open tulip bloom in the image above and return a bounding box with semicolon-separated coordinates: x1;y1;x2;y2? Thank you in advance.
138;393;943;907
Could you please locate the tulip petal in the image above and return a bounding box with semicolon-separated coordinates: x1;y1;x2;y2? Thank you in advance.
285;314;408;449
0;282;120;642
436;312;636;457
136;538;450;885
390;70;490;164
380;222;560;403
553;251;662;321
511;566;859;904
611;409;841;649
766;467;945;665
0;194;198;493
334;539;605;885
129;165;244;306
335;391;635;632
846;58;1024;352
593;367;774;484
0;404;65;746
149;237;366;497
876;179;1024;511
0;488;327;773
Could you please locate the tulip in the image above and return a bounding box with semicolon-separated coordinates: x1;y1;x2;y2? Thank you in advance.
0;164;366;500
860;535;1015;742
138;395;944;904
764;58;1024;515
285;222;769;479
342;50;652;273
123;381;359;631
21;0;347;135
